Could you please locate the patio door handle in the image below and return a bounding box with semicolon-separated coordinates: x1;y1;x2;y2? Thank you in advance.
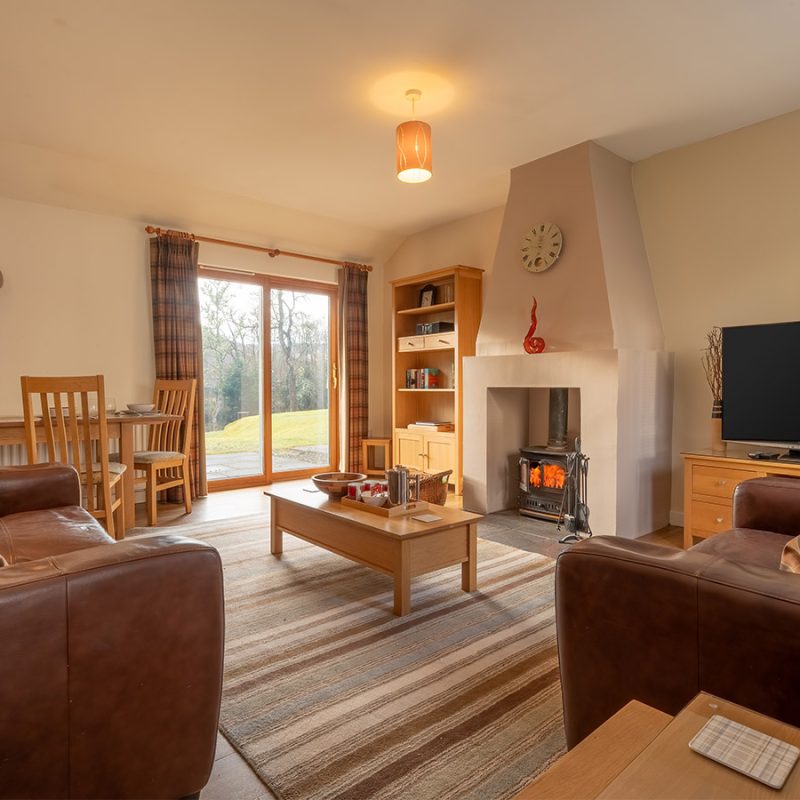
332;362;338;390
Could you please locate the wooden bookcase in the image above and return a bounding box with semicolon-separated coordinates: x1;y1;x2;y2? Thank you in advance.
391;266;483;493
682;448;800;548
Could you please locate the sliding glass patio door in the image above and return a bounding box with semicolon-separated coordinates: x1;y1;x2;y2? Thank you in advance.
199;268;338;487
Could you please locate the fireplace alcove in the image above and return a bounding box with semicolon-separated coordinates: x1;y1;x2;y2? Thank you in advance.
462;349;673;538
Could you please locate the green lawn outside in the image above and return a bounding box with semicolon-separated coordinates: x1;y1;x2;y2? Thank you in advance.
205;409;328;454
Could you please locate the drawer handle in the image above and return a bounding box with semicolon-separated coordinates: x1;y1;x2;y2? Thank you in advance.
715;516;724;524
717;480;727;486
408;342;416;347
438;338;449;344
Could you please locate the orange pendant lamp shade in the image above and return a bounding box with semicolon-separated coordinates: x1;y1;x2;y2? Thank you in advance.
395;89;432;183
396;120;432;183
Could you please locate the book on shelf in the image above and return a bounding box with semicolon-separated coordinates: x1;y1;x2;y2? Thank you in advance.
404;367;442;389
408;422;455;432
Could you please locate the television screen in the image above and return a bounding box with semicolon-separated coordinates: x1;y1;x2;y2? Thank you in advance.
722;321;800;445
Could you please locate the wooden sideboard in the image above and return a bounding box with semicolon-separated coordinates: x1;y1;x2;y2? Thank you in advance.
682;448;800;549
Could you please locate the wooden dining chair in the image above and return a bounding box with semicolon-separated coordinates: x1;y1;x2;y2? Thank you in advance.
20;375;126;538
134;378;196;526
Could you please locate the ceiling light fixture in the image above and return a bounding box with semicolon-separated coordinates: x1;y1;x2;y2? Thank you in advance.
396;89;432;183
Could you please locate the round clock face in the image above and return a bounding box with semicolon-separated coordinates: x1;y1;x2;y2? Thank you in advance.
521;223;563;272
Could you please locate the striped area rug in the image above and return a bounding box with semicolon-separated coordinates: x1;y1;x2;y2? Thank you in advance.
184;514;566;800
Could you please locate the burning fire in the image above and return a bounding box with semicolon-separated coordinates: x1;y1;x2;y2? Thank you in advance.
530;464;566;490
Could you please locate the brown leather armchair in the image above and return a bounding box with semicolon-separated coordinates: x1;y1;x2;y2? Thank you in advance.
0;464;224;799
556;476;800;748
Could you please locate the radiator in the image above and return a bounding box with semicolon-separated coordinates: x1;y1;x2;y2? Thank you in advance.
0;443;27;467
0;428;150;499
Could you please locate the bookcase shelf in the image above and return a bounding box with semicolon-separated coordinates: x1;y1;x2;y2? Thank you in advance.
395;302;456;316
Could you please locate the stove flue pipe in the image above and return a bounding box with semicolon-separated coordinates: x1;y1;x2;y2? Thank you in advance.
547;388;569;451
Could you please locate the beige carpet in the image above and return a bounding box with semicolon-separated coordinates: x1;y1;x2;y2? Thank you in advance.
170;514;566;800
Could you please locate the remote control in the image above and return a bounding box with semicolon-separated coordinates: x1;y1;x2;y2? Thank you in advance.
748;451;778;460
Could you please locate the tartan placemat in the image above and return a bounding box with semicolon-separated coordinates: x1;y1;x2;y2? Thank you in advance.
689;714;800;789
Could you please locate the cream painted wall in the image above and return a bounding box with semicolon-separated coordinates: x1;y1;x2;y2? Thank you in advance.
376;206;505;433
633;109;800;522
0;197;154;414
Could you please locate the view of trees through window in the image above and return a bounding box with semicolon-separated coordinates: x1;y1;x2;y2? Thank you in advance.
270;288;329;414
199;276;332;481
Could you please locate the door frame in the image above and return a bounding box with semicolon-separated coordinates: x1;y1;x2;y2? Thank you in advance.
199;266;339;490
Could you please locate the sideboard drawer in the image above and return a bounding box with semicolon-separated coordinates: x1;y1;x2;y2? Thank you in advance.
692;465;759;500
691;500;732;536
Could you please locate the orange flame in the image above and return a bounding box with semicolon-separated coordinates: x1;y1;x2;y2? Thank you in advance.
530;464;566;490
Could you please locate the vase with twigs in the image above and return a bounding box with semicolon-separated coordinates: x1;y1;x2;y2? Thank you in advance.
702;327;725;452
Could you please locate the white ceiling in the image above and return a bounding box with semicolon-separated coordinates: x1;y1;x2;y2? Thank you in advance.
1;0;799;262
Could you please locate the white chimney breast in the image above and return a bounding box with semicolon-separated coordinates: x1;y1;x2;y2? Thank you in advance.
465;141;672;536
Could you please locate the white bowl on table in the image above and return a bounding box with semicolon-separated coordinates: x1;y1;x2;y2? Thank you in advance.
127;403;156;413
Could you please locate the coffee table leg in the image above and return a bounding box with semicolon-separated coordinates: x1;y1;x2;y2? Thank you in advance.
394;541;411;615
462;523;477;592
270;497;283;555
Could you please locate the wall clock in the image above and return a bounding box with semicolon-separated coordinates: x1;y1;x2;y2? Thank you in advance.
521;223;563;272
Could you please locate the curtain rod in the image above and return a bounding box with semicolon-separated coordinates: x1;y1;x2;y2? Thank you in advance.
144;226;372;272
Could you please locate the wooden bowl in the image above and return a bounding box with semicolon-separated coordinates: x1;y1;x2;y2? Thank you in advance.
311;472;366;499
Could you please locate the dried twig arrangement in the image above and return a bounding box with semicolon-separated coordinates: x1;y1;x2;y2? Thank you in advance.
702;326;722;402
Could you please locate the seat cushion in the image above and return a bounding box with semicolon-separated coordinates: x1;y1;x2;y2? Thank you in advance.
86;461;126;474
691;527;792;570
81;461;126;484
0;506;114;565
133;451;185;464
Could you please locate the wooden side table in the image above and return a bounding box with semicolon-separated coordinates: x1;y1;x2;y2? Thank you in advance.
513;701;670;799
361;437;391;476
517;693;800;798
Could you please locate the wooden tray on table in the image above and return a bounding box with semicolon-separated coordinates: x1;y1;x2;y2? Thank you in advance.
340;497;431;518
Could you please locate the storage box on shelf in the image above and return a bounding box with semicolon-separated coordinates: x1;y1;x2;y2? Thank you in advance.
681;448;800;548
391;266;483;494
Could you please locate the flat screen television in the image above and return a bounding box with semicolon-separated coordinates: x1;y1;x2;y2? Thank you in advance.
722;321;800;458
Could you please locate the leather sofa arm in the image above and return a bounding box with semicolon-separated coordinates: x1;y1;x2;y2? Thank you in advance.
698;556;800;731
733;476;800;535
556;536;711;748
0;464;80;517
0;534;224;800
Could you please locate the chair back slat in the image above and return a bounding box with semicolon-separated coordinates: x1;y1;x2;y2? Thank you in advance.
20;375;118;535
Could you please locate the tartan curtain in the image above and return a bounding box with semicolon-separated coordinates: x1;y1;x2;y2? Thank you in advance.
338;265;369;472
149;233;208;498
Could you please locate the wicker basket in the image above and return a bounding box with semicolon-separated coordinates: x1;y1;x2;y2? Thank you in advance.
409;469;453;505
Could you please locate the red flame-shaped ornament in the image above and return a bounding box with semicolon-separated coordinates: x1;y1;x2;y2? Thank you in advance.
523;297;546;354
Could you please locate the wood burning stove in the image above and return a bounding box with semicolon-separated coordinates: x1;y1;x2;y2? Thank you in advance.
518;447;575;521
517;388;591;539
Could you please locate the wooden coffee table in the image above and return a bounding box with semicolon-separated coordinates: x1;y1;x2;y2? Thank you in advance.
517;692;800;798
264;482;483;615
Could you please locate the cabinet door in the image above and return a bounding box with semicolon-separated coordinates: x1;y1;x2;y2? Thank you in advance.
394;430;424;469
425;433;455;474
